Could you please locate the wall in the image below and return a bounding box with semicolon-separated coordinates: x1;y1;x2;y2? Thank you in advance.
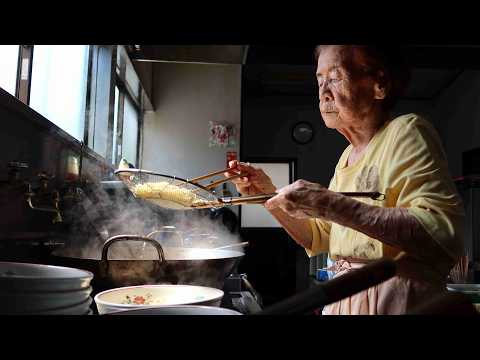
391;70;480;178
141;62;242;202
392;99;435;124
431;71;480;177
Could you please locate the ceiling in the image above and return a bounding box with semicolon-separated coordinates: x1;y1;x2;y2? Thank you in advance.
128;45;248;65
127;44;480;68
127;45;480;100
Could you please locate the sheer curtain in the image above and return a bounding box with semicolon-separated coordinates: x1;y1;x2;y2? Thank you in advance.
29;45;90;141
0;45;19;96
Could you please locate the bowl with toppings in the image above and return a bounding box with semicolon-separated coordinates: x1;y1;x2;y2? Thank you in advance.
94;284;224;314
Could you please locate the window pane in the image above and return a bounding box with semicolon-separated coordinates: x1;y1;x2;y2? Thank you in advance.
112;86;119;165
122;95;138;166
29;45;89;141
0;45;19;96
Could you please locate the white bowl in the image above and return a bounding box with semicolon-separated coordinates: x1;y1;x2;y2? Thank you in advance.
0;262;93;292
34;297;93;315
94;284;224;315
110;305;242;315
0;287;93;314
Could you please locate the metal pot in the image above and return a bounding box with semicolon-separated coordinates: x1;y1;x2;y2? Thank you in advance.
50;234;244;296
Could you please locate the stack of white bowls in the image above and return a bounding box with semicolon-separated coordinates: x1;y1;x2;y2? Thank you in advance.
0;261;94;315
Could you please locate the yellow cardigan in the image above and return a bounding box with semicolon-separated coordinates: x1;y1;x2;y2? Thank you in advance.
307;113;465;261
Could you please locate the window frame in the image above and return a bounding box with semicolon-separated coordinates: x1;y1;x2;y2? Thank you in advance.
16;45;33;105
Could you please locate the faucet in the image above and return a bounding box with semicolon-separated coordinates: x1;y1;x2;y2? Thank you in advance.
25;172;63;224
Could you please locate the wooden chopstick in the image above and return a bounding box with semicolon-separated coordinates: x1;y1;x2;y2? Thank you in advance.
204;172;248;190
188;167;236;184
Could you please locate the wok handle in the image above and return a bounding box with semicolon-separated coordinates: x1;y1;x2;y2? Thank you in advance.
254;258;396;315
101;235;166;262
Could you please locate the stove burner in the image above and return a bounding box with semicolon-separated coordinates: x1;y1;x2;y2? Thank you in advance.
221;273;262;314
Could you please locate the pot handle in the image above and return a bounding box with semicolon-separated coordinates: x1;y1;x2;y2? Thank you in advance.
146;228;184;247
101;234;166;262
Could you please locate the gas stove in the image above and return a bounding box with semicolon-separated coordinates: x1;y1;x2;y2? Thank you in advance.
221;273;263;314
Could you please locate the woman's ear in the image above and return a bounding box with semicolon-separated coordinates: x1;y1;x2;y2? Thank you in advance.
373;70;388;100
374;83;386;100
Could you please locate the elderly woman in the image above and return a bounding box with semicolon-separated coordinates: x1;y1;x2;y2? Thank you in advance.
226;45;465;315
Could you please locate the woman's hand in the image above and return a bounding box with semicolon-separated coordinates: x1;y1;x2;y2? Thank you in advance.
224;160;277;196
264;179;342;219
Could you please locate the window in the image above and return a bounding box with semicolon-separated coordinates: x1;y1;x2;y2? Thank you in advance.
121;95;139;166
2;44;151;168
29;45;90;141
0;45;20;96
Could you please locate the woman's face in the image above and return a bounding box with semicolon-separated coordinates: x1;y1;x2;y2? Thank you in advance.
316;46;384;130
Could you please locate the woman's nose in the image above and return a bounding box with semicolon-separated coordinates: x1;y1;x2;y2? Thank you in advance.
319;83;333;102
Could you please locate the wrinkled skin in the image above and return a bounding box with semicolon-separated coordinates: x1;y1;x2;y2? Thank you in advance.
316;46;388;136
263;179;341;220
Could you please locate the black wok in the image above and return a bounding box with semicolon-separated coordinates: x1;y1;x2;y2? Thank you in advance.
50;235;244;296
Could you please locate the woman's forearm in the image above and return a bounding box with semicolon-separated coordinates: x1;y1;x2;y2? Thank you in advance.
268;207;313;250
326;196;452;264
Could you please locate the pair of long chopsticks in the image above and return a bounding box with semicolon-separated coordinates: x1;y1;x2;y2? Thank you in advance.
190;191;386;209
220;191;386;205
188;167;248;190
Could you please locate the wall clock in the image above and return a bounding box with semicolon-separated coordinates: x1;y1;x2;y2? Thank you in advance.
292;121;314;144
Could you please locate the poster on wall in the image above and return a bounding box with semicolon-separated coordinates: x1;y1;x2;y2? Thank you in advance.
240;161;295;228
